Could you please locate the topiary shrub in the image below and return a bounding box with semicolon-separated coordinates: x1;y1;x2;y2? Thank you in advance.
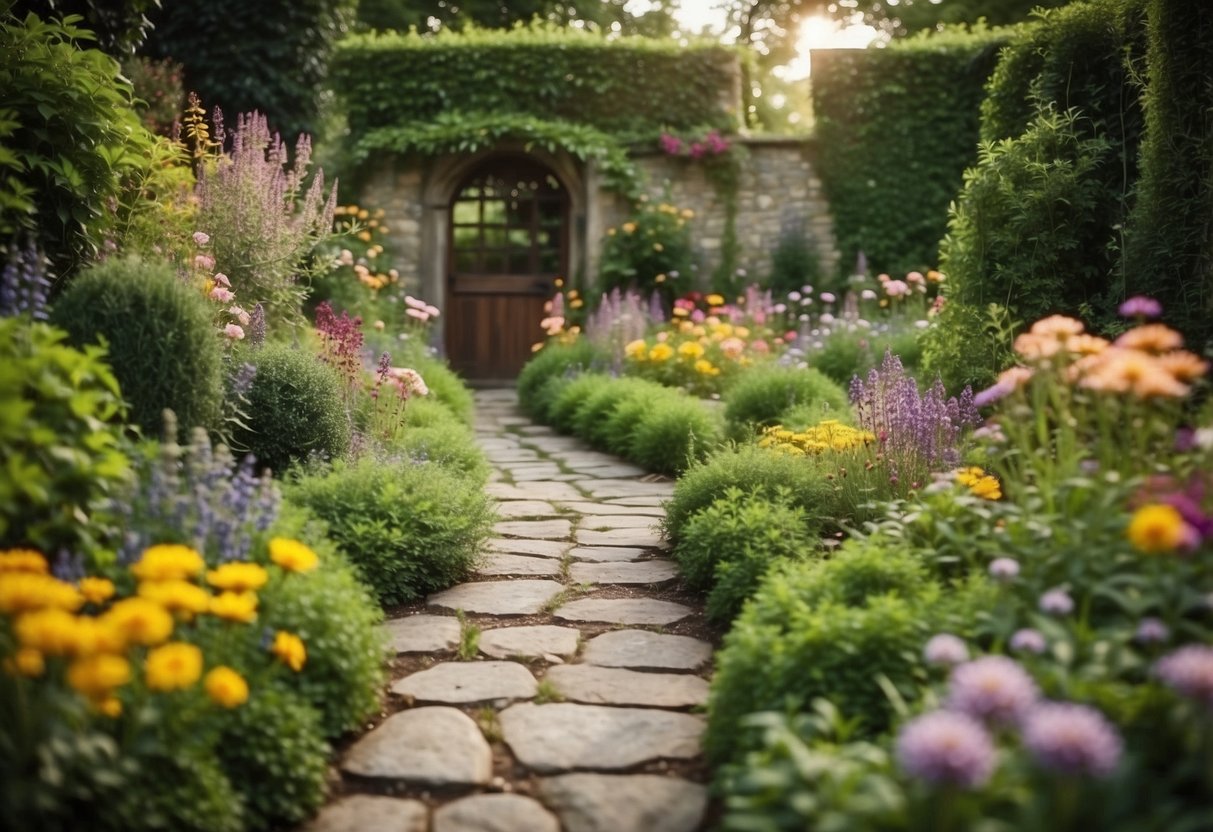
547;372;613;434
627;392;723;475
723;365;850;440
50;258;223;435
234;342;351;473
391;421;490;481
573;375;665;449
284;456;494;605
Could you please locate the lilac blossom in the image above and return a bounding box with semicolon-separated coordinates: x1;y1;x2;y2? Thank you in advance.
1022;703;1123;777
988;557;1021;582
895;710;997;788
1155;645;1213;709
1135;617;1170;645
924;634;970;667
586;288;655;366
948;656;1039;724
1010;629;1047;654
1039;588;1075;616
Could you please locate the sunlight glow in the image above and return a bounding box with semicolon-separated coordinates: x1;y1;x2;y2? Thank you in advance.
785;15;879;79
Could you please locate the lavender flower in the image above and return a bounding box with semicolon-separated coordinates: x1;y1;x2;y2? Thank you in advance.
924;633;970;667
0;242;52;320
1135;617;1170;645
1022;702;1123;777
1155;645;1213;708
1010;629;1047;655
988;557;1020;582
895;710;997;788
1039;588;1075;616
248;303;267;346
1118;296;1162;319
948;656;1039;724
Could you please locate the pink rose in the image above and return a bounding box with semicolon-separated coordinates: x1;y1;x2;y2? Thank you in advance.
194;254;215;271
192;231;210;246
224;323;245;340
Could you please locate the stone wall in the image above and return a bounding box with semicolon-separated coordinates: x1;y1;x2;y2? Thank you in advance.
359;161;426;293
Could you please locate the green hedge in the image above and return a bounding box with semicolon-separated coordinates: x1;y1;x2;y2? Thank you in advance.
809;28;1008;282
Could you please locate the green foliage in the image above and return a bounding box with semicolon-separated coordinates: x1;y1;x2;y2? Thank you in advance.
597;200;695;303
515;339;603;420
284;456;494;605
13;0;161;56
765;225;823;295
111;749;244;832
0;11;153;275
122;56;185;135
0;319;129;553
391;421;490;481
571;375;661;448
722;365;850;440
675;487;817;624
809;27;1007;282
410;354;474;424
627;393;723;476
49;258;224;436
547;373;612;434
806;325;924;389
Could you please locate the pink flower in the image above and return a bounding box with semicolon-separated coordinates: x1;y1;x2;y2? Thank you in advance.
228;305;251;326
659;133;683;155
424;305;441;318
820;292;836;304
689;142;705;159
720;337;745;358
884;280;910;298
213;273;231;288
906;270;926;284
406;307;429;321
224;324;245;340
194;254;215;271
389;367;429;397
210;287;235;303
192;231;210;246
404;295;428;310
751;339;770;354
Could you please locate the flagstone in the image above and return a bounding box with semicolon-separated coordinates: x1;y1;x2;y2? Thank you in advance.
567;545;649;562
538;774;708;832
433;794;559;832
582;630;712;671
486;482;584;502
574;528;665;548
493;500;561;518
578;515;661;529
485;538;570;559
492;519;572;539
428;580;565;616
475;553;563;577
546;665;708;708
554;598;692;626
382;614;461;654
342;707;492;786
568;560;677;585
556;501;666;517
392;661;537;705
603;496;668;507
301;795;428;832
478;625;581;660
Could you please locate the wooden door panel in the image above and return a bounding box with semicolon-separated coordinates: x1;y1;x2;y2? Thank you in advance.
446;293;547;380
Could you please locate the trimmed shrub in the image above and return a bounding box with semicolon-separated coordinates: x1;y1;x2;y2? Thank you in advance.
516;340;602;420
411;354;474;425
628;393;723;476
572;375;660;448
50;258;224;436
392;421;491;481
234;342;351;473
548;373;613;434
284;456;494;605
723;365;850;440
401;396;459;429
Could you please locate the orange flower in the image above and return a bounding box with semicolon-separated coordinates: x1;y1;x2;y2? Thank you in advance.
1065;334;1109;356
1081;349;1188;398
1115;324;1183;354
1029;315;1085;338
1157;351;1209;382
1013;333;1063;362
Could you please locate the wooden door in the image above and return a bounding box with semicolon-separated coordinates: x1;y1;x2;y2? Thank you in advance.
445;158;568;381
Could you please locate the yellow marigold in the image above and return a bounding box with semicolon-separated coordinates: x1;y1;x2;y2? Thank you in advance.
693;359;719;376
132;544;205;582
624;339;648;361
648;343;674;362
0;549;48;574
4;647;45;678
15;608;77;655
271;630;307;672
79;577;115;605
926;270;945;283
621;222;637;234
63;615;125;657
206;562;268;593
138;580;211;618
680;208;695;219
1127;504;1188;554
268;538;319;573
97;696;122;718
677;341;705;360
209;591;258;623
706;294;725;306
672;306;689;318
204;666;249;708
1115;324;1184;354
0;573;84;614
103;597;174;646
956;467;1002;500
734;326;751;339
145;642;203;692
67;654;131;700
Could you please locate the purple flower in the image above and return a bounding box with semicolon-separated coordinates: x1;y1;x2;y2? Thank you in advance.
895;710;997;788
1155;645;1213;708
988;558;1020;582
1135;617;1170;645
924;634;970;667
1118;296;1162;319
1022;702;1123;777
948;656;1039;724
1039;588;1074;616
0;242;52;321
1010;628;1047;654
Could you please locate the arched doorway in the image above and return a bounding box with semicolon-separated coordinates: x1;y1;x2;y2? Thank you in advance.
444;156;569;381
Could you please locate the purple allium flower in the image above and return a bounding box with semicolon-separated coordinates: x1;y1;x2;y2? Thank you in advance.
924;634;970;667
988;558;1020;582
895;710;997;788
948;656;1040;724
1039;588;1075;616
1010;628;1047;654
1155;645;1213;709
1118;296;1162;319
1022;702;1123;777
1135;617;1170;645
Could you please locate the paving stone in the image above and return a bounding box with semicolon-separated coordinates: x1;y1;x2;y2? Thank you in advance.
583;630;712;671
556;502;666;517
494;500;561;519
482;450;541;463
433;794;559;832
547;452;619;466
494;416;530;426
574;529;665;548
383;614;460;654
554;598;691;626
578;479;676;498
392;661;537;705
342;707;492;786
604;496;667;508
429;580;565;616
300;795;428;832
567;546;649;563
485;538;570;559
477;439;522;451
546;665;708;708
487;482;584;502
475;553;562;577
501;464;565;480
539;774;708;832
569;560;678;585
565;463;650;478
578;515;662;530
523;437;584;453
493;519;572;540
499;703;703;773
478;625;581;659
516;425;554;435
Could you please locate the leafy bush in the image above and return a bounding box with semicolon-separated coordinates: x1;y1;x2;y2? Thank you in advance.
547;373;613;434
598;200;695;305
390;421;490;481
50;258;224;436
765;225;823;294
123;56;185;135
284;456;494;605
400;396;459;429
516;340;602;420
675;488;817;624
572;375;662;448
723;365;850;440
627;392;723;476
410;354;474;425
233;342;351;473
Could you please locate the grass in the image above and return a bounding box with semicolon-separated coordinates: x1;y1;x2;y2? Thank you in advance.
533;678;565;704
456;609;480;661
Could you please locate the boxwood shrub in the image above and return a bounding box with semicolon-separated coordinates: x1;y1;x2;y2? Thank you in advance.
723;365;850;441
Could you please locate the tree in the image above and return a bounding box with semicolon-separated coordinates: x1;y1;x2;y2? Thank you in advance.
11;0;160;55
355;0;680;35
843;0;1072;37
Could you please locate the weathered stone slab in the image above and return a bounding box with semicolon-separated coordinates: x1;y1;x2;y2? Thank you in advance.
483;451;542;464
539;774;708;832
392;661;537;705
499;703;703;772
487;482;584;502
546;665;708;708
342;707;492;786
516;425;554;435
301;795;428;832
522;437;584;453
494;500;560;519
485;538;570;559
578;479;675;500
503;462;564;477
565;464;650;478
433;794;559;832
604;496;667;508
569;560;678;585
478;625;581;660
574;529;665;548
583;630;712;671
554;598;691;626
428;580;564;616
579;515;661;530
493;519;572;540
383;615;460;654
476;553;562;577
546;452;618;466
477;439;522;452
556;502;666;517
568;545;649;563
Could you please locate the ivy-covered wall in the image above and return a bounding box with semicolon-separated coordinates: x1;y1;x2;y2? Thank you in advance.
809;29;1008;278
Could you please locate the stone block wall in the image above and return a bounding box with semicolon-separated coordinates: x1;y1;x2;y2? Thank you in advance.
359;161;426;293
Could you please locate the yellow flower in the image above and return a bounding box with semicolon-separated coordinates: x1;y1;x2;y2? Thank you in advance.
271;631;307;672
0;549;48;574
0;573;84;614
15;608;78;655
653;243;664;252
145;642;203;692
138;580;211;618
206;562;268;593
132;544;205;582
678;341;705;361
622;222;637;234
104;597;174;646
67;654;131;701
681;208;695;219
357;230;372;242
205;666;249;708
209;591;258;623
706;294;725;306
693;359;719;376
955;467;1002;500
4;648;45;677
268;538;319;573
648;343;674;362
624;339;648;361
97;696;123;718
1127;504;1188;554
79;577;115;605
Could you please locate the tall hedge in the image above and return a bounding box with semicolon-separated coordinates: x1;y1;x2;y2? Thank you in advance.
808;28;1007;281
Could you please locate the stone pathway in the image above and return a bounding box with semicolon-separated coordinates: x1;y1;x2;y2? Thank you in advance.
303;389;715;832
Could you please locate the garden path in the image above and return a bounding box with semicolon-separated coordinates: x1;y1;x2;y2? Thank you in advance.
302;388;716;832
